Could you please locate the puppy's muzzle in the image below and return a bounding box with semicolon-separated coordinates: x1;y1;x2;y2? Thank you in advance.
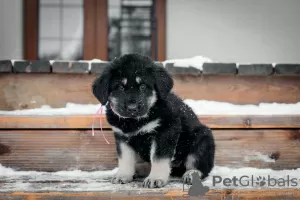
126;103;138;113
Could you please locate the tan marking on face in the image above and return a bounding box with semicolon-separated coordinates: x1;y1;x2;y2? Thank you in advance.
136;77;141;84
122;78;127;85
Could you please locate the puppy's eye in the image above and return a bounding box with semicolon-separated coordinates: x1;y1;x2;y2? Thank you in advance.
119;85;125;91
139;84;146;91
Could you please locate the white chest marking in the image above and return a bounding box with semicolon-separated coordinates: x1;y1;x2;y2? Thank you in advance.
111;119;160;137
137;119;160;134
111;126;125;136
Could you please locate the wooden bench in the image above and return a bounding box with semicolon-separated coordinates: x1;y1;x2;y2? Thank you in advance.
0;60;300;199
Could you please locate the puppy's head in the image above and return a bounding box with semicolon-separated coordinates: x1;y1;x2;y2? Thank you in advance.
92;53;173;118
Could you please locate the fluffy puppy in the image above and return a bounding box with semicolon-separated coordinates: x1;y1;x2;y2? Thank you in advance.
92;53;215;188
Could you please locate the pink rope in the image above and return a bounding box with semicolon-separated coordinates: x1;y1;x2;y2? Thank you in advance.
92;105;110;144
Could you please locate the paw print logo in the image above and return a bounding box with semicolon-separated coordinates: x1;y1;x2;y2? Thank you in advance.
187;172;209;197
256;176;266;187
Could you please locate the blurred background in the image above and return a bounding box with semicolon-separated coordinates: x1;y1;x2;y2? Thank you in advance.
0;0;300;63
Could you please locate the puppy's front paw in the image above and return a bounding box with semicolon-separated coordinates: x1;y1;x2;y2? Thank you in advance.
111;174;133;184
142;177;168;188
183;169;202;185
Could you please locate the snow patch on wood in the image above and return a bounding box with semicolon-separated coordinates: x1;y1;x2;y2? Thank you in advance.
78;59;104;71
1;164;300;192
0;100;299;116
163;56;213;70
244;152;276;163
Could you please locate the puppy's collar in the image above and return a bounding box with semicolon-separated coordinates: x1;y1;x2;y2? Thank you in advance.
92;105;110;144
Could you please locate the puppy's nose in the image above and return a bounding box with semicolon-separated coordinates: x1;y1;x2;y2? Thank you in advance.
127;103;138;112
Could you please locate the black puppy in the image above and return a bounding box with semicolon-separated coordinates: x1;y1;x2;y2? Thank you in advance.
92;53;215;188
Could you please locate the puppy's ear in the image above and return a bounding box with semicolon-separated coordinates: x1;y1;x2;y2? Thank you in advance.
92;67;111;105
153;65;173;99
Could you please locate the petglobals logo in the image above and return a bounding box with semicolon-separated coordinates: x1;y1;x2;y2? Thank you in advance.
212;175;300;188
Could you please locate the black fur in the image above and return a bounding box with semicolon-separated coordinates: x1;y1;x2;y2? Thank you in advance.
92;66;112;105
92;53;215;187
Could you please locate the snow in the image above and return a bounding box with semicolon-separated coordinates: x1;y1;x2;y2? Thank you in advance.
184;100;300;115
0;164;118;178
0;101;299;116
163;56;213;70
1;164;299;192
11;59;24;66
0;103;104;116
78;58;105;71
49;60;55;65
161;55;280;69
236;63;278;68
244;152;275;163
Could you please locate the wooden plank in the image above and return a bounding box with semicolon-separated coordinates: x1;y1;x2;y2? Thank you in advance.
0;74;300;110
172;74;300;104
1;189;300;200
200;115;300;128
0;115;299;129
0;130;299;171
0;130;116;171
0;115;111;129
0;74;96;110
215;129;300;170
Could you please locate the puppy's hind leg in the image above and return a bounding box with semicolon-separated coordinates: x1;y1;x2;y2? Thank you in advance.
183;126;215;185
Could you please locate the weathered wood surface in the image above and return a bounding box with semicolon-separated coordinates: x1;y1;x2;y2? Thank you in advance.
1;115;300;129
1;189;300;200
0;130;299;171
0;130;117;171
0;74;300;110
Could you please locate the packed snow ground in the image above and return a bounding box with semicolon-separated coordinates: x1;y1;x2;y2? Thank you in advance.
0;164;299;192
0;100;299;116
